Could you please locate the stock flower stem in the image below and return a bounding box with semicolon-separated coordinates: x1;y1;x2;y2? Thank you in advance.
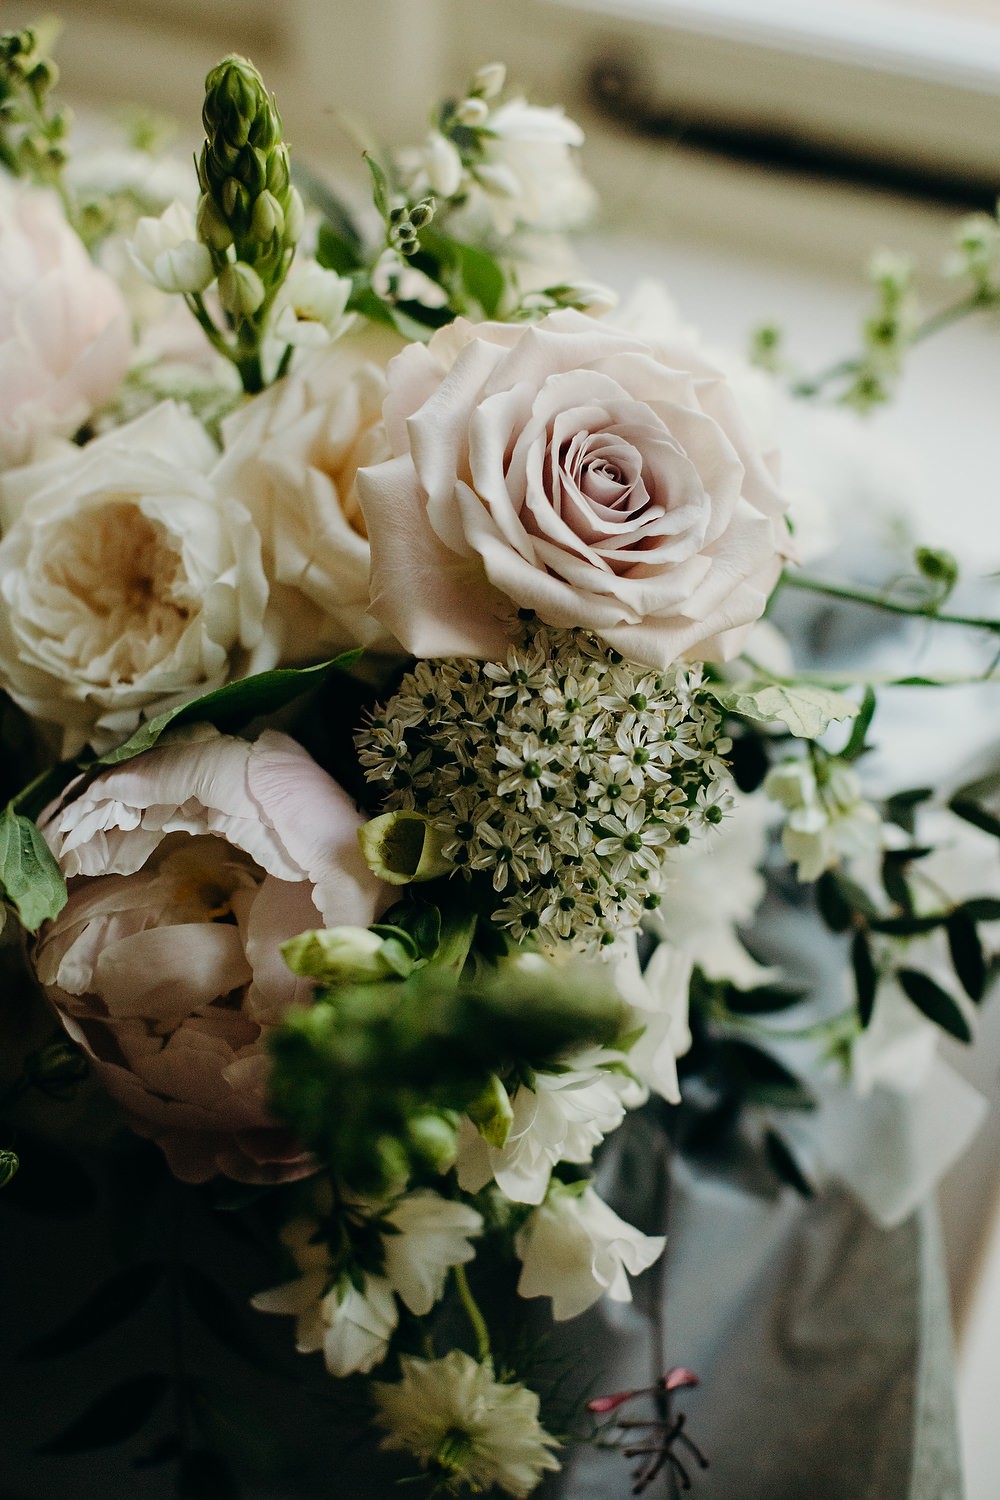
792;290;995;398
453;1263;491;1364
781;571;1000;633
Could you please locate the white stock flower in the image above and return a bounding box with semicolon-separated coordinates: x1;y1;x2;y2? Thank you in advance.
214;335;405;666
766;756;882;882
252;1216;398;1377
0;401;267;755
129;199;214;294
476;99;596;234
514;1183;665;1320
649;788;775;990
423;131;464;198
270;260;353;350
614;937;692;1103
455;1046;638;1204
382;1189;483;1316
0;174;131;468
372;1351;560;1498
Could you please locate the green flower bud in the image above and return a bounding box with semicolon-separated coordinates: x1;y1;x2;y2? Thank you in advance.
217;260;266;316
251;187;284;241
915;545;959;593
466;1072;514;1148
405;1109;458;1173
358;810;452;886
282;926;411;984
0;1150;18;1189
196;192;233;251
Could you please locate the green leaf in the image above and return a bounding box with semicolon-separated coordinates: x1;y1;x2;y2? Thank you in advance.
897;968;972;1043
724;1039;816;1110
851;930;877;1026
38;1373;168;1454
21;1262;164;1360
722;984;805;1015
93;652;361;769
841;685;876;761
869;913;945;936
711;680;861;739
960;898;1000;922
316;222;362;275
363;152;390;221
949;796;1000;840
181;1265;277;1374
947;910;986;1002
452;239;506;318
0;806;67;931
764;1129;815;1198
883;786;933;835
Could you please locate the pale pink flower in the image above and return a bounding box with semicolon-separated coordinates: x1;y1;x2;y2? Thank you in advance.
33;727;386;1184
357;310;791;670
0;174;131;468
213;331;407;666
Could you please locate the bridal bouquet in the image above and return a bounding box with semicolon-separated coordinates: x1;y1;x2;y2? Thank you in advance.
2;24;999;1498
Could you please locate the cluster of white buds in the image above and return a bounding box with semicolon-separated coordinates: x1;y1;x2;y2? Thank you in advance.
357;624;734;954
765;753;882;881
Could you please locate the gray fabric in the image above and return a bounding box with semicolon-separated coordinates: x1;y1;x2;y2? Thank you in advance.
548;1110;964;1500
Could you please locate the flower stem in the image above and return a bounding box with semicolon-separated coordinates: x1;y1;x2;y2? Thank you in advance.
452;1263;491;1364
780;570;1000;634
791;289;997;398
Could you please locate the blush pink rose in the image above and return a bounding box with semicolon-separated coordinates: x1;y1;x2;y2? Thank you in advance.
33;727;386;1184
357;310;791;668
0;175;131;468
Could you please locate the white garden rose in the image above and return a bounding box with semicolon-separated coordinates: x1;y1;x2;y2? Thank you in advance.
0;173;131;468
358;310;791;669
214;335;405;665
0;401;267;755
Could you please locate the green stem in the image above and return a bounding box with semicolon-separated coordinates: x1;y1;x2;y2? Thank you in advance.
781;570;1000;633
452;1263;491;1364
792;289;997;398
184;293;232;362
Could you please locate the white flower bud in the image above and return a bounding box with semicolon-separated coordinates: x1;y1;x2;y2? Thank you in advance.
281;925;400;984
454;96;489;126
471;62;507;99
764;758;817;812
196;192;233;252
250;187;284;241
129;200;214;294
217;260;266;317
423;131;464;198
474;161;521;200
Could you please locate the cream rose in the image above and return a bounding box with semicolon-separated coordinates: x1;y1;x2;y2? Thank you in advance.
357;310;791;668
214;335;405;666
0;173;131;468
33;727;386;1184
0;401;267;756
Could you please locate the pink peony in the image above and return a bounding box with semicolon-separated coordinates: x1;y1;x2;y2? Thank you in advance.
33;727;386;1183
0;174;131;468
357;310;791;669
